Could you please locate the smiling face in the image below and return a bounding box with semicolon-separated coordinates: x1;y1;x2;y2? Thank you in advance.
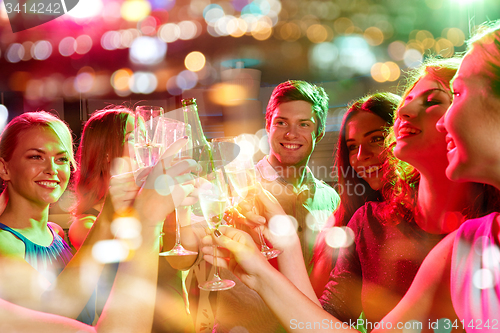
267;100;323;169
440;47;500;186
0;126;71;207
393;75;452;171
345;112;387;190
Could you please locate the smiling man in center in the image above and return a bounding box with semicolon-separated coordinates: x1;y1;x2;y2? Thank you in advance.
213;80;340;333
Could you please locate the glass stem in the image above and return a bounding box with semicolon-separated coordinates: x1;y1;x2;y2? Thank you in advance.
213;244;221;280
175;208;181;246
258;228;269;251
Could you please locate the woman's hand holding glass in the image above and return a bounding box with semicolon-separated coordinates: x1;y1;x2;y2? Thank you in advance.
201;226;273;292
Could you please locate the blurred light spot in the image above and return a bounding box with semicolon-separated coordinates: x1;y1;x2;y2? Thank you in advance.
445;27;465;47
185;51;206;72
130;71;158;94
154;174;175;196
473;268;494;289
166;76;182;95
6;43;24;63
75;72;95;93
482;244;500;269
0;105;8;132
242;2;261;15
251;20;272;41
307;24;329;43
474;236;488;255
229;17;247;37
158;23;181;43
434;38;454;57
151;0;175;10
130;37;166;65
279;22;301;41
364;26;384;46
62;76;78;98
176;70;198;90
325;226;354;248
139;16;158;35
305;210;331;232
179;21;198;40
406;40;424;54
92;240;129;263
59;37;76;57
101;31;121;50
21;41;33;61
333;17;353;34
388;41;406;61
268;215;298;237
402;320;423;333
404;49;423;68
68;0;103;18
111;217;142;239
25;79;43;100
121;0;151;22
209;83;247;106
32;40;52;60
204;4;224;24
236;134;260;157
258;134;269;154
102;1;122;21
416;30;433;42
76;35;93;54
111;68;133;90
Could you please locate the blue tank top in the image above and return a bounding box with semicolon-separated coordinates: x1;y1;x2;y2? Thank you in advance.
0;222;96;325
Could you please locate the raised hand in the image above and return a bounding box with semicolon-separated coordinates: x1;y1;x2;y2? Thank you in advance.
201;226;273;291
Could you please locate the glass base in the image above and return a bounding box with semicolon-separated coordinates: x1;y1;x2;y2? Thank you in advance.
261;247;282;260
160;244;198;257
198;278;235;291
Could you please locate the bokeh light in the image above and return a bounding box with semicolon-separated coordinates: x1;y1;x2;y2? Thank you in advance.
185;51;206;72
178;21;199;40
32;40;52;60
268;215;298;237
68;0;103;18
6;43;24;63
130;72;158;94
59;37;76;57
404;48;423;68
121;0;151;22
176;70;198;90
129;37;166;65
92;240;130;263
158;23;181;43
111;68;133;91
325;226;354;248
0;105;9;132
388;41;406;61
364;26;384;46
76;35;93;54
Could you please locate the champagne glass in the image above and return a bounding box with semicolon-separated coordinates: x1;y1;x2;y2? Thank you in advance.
133;106;164;172
198;159;235;291
155;118;198;257
212;136;282;260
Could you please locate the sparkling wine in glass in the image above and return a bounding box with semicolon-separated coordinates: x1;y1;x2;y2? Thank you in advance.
212;137;282;260
154;118;198;257
198;159;235;291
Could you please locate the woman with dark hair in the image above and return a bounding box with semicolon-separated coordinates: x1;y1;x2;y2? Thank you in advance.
311;92;400;295
69;107;133;249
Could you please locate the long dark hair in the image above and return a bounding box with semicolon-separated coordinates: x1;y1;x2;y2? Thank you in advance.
312;92;400;275
72;106;131;216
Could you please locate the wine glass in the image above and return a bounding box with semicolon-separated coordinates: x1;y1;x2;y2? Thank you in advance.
212;136;282;260
133;106;164;172
198;159;235;291
154;118;198;257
